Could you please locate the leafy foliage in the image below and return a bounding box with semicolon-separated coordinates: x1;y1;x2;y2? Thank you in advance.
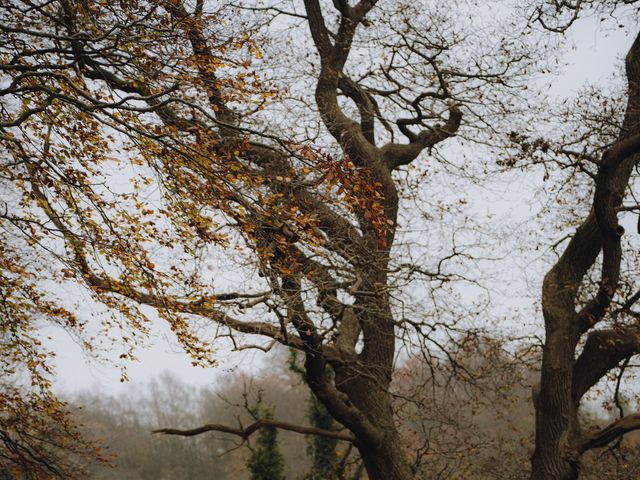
0;384;99;479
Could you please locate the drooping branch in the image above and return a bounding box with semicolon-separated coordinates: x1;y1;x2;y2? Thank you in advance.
28;179;314;353
153;418;356;444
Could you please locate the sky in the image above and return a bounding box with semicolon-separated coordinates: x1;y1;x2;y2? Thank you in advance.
49;9;638;399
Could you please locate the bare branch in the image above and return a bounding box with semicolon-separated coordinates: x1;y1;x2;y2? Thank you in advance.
153;418;356;443
578;414;640;453
572;327;640;404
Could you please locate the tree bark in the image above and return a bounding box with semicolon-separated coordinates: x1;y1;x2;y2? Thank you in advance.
358;431;415;480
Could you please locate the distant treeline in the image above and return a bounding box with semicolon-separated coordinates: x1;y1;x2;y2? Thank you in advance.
70;344;640;479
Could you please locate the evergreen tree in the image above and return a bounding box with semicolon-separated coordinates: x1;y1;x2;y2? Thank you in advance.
305;395;339;480
247;406;286;480
289;351;363;480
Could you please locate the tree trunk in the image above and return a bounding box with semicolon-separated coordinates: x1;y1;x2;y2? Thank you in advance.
530;325;581;480
340;372;413;480
358;432;414;480
334;298;414;479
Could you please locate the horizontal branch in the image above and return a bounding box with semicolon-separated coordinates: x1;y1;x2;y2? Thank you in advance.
153;418;357;444
572;326;640;404
578;413;640;453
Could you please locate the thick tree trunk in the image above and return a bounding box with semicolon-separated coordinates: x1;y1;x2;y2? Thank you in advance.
530;259;586;480
358;431;414;480
530;325;581;480
313;351;414;479
333;296;414;479
340;374;414;480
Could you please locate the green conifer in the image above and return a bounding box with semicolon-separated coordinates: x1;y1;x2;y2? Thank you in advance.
247;406;286;480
